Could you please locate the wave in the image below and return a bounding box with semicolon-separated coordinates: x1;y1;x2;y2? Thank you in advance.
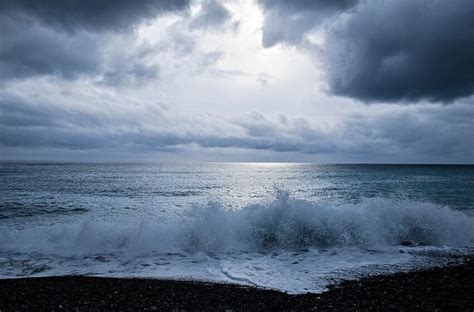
0;202;88;219
1;191;473;256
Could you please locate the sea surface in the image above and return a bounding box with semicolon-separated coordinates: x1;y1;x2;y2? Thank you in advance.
1;162;473;293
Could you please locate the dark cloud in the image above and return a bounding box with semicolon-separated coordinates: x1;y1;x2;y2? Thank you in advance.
1;91;472;162
0;0;190;83
260;0;474;103
0;15;101;81
1;0;473;163
0;0;189;32
340;106;474;159
0;93;332;154
100;44;161;86
259;0;356;47
101;63;160;86
324;0;474;103
0;93;104;129
190;0;231;29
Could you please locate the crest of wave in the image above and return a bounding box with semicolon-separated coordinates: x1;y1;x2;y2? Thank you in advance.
1;191;473;255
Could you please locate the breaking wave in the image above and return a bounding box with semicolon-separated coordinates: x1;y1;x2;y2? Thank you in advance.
1;191;473;256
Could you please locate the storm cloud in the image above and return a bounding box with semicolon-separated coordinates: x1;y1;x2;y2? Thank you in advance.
0;0;190;82
0;0;189;32
1;88;473;163
0;15;101;81
1;1;473;163
260;0;474;103
190;0;231;29
259;0;356;47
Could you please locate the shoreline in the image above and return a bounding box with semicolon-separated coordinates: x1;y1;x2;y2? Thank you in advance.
0;258;473;311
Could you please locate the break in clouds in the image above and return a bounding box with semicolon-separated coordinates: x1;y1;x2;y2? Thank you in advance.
1;0;474;163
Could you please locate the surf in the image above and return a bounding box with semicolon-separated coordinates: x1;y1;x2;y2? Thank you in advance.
1;191;473;255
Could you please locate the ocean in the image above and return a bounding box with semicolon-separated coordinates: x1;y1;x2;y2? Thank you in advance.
1;162;473;293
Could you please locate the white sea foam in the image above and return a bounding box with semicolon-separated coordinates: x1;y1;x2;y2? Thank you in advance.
1;192;473;293
2;191;473;254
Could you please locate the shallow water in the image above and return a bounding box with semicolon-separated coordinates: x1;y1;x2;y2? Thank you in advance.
1;162;473;293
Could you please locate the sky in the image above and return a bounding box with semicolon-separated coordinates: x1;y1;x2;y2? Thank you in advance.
0;0;473;163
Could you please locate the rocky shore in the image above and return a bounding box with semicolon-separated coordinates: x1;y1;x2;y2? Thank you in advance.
0;258;473;311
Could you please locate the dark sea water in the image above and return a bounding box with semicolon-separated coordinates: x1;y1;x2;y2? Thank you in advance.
1;162;473;293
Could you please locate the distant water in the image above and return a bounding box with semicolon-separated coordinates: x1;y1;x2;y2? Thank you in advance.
1;162;473;293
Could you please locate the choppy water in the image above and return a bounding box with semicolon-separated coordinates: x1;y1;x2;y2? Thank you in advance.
1;162;473;293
